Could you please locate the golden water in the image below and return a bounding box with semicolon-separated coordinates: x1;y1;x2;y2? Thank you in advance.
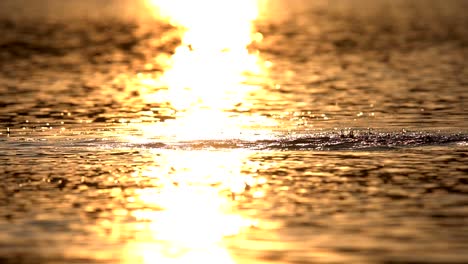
0;0;467;263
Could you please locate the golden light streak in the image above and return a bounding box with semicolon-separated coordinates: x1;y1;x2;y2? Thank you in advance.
127;0;276;142
122;150;257;264
118;2;275;262
147;0;259;51
143;0;262;111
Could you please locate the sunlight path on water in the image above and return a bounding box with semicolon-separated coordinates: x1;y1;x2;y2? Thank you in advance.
117;1;275;263
120;150;260;264
130;0;276;142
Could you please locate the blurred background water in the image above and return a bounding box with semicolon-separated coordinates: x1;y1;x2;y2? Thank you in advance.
0;0;467;263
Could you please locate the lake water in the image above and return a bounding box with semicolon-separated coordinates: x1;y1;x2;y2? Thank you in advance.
1;0;467;263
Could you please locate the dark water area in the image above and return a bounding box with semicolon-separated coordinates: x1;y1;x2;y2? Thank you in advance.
1;0;468;263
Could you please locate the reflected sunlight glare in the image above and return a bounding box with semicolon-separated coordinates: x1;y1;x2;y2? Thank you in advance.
122;150;257;264
129;0;276;141
147;0;259;51
119;2;274;263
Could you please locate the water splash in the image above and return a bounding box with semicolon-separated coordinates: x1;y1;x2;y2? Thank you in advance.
128;131;468;151
9;130;464;151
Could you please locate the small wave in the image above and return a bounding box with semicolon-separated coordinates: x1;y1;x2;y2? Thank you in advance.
5;130;466;151
260;131;468;151
132;131;468;151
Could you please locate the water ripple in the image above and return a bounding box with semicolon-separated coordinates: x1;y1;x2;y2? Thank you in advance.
123;131;468;151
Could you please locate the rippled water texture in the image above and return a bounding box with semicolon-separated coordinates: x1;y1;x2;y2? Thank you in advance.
1;0;467;263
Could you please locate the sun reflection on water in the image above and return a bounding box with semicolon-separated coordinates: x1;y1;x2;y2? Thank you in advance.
118;1;273;262
126;0;275;142
122;150;259;264
147;0;259;52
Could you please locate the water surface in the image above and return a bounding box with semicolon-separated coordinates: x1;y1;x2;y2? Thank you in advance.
1;0;467;263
